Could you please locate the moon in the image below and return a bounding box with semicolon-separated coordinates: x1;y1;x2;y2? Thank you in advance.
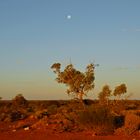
66;15;72;19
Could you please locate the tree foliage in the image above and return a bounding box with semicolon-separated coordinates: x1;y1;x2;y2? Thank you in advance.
12;94;28;107
113;84;127;97
51;63;95;100
98;85;111;104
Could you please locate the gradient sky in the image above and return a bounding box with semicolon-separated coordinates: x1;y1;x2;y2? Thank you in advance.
0;0;140;100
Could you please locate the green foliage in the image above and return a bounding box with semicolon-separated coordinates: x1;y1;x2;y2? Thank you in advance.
113;84;127;97
98;85;111;104
51;63;95;100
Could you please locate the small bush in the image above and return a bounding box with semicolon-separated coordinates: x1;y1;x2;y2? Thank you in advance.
12;94;28;107
78;105;113;125
78;105;115;135
113;115;124;128
0;113;7;121
125;104;137;110
115;112;140;135
34;109;48;119
124;113;140;134
2;111;27;122
47;104;58;115
10;111;27;122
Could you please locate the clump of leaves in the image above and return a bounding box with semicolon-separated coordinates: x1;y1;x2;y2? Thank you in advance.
12;94;28;107
113;84;127;99
98;85;111;105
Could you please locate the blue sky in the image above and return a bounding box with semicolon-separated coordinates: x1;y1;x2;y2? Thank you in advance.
0;0;140;99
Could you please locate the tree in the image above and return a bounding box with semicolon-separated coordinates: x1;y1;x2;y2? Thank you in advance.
12;94;28;107
51;63;95;102
98;85;111;104
113;84;127;99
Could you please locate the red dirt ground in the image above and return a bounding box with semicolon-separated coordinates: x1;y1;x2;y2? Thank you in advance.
0;130;140;140
0;122;140;140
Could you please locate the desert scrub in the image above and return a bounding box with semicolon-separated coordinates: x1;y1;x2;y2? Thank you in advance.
78;105;115;129
34;109;48;119
115;112;140;135
77;105;116;135
47;104;58;115
78;105;111;124
12;94;28;108
123;113;140;134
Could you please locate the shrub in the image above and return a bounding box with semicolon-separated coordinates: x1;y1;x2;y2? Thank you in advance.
78;105;116;135
34;109;48;119
78;105;112;125
124;113;140;134
125;104;137;110
115;112;140;135
47;104;58;115
113;115;124;128
10;111;27;122
12;94;28;107
2;110;27;122
0;113;6;121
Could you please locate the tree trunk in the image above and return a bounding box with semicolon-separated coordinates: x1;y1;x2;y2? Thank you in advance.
79;92;83;101
78;92;85;109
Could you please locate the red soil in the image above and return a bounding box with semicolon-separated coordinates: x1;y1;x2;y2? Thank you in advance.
0;122;140;140
0;130;140;140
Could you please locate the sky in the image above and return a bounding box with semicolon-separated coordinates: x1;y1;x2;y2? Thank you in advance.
0;0;140;100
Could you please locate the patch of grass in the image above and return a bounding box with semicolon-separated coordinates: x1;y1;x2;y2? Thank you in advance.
77;105;116;134
78;105;113;125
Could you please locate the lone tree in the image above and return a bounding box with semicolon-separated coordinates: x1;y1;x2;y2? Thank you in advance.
51;63;95;102
113;83;127;99
98;85;111;104
12;94;28;107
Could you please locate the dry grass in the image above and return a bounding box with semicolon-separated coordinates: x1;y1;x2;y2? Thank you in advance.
115;111;140;135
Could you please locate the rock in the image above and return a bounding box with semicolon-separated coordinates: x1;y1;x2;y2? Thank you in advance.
24;127;30;131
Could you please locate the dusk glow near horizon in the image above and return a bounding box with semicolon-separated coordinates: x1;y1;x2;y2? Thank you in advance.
0;0;140;100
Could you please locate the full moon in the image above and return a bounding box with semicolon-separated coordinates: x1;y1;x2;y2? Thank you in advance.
66;15;72;19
